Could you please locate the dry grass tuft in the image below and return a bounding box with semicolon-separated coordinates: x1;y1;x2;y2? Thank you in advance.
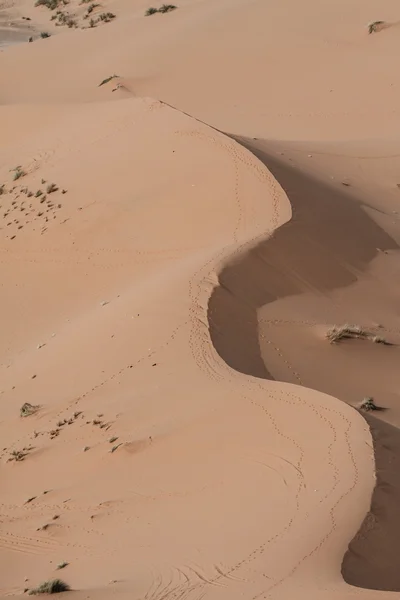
28;579;70;595
20;402;40;417
326;324;368;343
326;324;388;345
360;397;385;412
98;74;118;87
159;3;177;12
46;183;58;193
368;20;385;34
13;168;26;180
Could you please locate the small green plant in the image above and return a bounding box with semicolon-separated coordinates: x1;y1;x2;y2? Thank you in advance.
9;449;29;462
28;579;70;595
159;3;177;12
20;402;40;417
368;21;385;34
40;32;51;38
98;74;118;86
145;6;158;15
86;3;99;14
360;397;385;412
46;183;58;193
13;168;26;180
35;190;43;197
35;0;68;9
98;11;115;21
54;11;77;26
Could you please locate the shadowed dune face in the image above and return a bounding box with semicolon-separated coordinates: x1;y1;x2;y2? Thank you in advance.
342;414;400;591
207;137;400;592
208;136;398;379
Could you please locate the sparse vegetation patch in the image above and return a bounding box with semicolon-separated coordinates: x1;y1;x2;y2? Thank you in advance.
360;397;385;412
46;183;59;193
159;4;177;12
368;21;385;34
98;74;119;87
145;4;176;15
35;0;68;10
8;447;33;462
326;324;388;345
98;11;115;22
13;167;26;180
20;402;40;417
28;579;70;595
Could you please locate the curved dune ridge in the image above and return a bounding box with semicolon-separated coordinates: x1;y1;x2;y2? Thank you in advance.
0;97;392;600
2;0;400;598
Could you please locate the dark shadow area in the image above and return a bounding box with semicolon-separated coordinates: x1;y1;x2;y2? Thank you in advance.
207;136;400;591
208;136;398;378
342;414;400;591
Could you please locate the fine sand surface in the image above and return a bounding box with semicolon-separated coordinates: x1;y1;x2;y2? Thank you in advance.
1;0;400;599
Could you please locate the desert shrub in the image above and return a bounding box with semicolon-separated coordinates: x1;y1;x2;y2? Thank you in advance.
98;11;115;21
13;168;26;180
159;4;177;12
20;402;40;417
360;397;385;412
28;579;70;595
98;74;118;86
368;21;385;34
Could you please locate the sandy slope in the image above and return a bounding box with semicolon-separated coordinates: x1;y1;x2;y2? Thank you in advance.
1;0;400;599
0;98;373;600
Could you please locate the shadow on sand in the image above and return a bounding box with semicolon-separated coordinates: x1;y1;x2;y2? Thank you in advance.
207;137;400;591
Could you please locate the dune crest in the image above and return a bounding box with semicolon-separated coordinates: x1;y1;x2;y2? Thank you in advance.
2;0;400;597
0;97;386;600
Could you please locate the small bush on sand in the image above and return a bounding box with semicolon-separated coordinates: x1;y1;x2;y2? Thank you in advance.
98;11;115;21
13;168;26;180
55;12;77;27
85;3;99;15
0;184;5;195
371;335;386;344
40;32;51;38
326;324;368;343
98;74;118;86
159;4;177;12
20;402;40;417
360;397;385;412
56;561;69;570
28;579;70;595
9;449;29;462
145;6;158;15
326;324;388;345
368;21;385;34
46;183;58;193
35;0;68;9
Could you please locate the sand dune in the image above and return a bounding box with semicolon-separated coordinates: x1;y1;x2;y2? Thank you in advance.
1;0;400;599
